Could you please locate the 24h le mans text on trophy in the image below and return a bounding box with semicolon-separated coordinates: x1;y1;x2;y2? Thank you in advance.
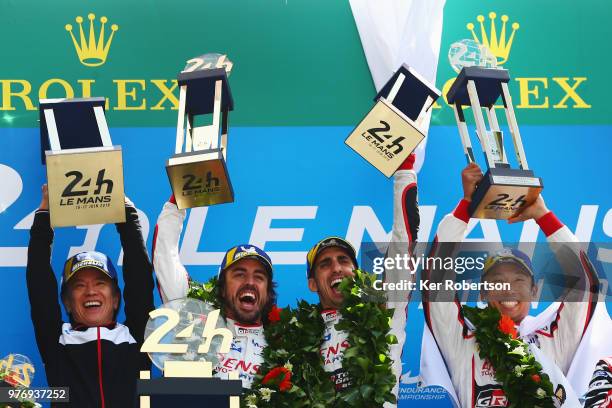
40;97;125;227
138;299;241;408
447;39;543;219
166;53;235;209
346;64;440;177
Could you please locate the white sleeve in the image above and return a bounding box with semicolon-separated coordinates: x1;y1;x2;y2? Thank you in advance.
538;213;598;374
385;169;418;404
152;201;190;303
420;199;473;390
435;199;470;243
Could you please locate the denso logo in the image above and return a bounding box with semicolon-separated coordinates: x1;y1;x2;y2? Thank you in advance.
217;357;259;375
320;340;350;362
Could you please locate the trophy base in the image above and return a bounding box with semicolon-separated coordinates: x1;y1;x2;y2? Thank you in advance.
46;146;126;227
138;377;242;408
469;167;543;220
345;98;425;178
166;149;234;209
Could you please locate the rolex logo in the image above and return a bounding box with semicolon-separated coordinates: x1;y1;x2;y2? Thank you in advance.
65;13;119;67
466;12;519;65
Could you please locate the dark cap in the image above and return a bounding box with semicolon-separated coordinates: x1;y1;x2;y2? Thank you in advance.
219;244;273;278
61;251;118;292
483;248;535;280
306;237;358;279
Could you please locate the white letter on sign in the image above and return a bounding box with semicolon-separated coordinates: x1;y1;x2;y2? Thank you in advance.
249;206;318;265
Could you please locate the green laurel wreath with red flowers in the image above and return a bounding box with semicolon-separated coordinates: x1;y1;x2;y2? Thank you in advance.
462;305;557;408
0;371;40;408
188;270;397;407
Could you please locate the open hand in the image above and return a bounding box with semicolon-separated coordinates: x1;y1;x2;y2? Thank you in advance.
508;195;549;224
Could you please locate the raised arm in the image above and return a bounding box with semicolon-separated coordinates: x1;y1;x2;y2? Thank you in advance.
383;155;419;406
115;198;155;369
510;196;600;374
152;197;190;303
420;165;482;387
26;185;62;370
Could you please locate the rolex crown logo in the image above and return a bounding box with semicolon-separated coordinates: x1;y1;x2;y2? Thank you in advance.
65;13;119;67
467;12;519;65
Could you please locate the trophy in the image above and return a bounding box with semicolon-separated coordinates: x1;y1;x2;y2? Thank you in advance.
40;97;125;227
139;298;241;407
345;64;440;177
166;53;235;209
447;40;543;219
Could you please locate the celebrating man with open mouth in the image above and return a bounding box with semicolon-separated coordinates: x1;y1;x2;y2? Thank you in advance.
153;195;277;388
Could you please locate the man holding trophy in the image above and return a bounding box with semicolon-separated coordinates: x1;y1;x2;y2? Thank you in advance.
152;196;276;389
151;53;276;390
421;164;597;407
419;41;606;407
305;153;419;406
26;185;155;407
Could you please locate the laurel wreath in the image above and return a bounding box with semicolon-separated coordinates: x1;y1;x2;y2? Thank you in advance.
462;305;556;408
0;371;40;408
188;269;397;407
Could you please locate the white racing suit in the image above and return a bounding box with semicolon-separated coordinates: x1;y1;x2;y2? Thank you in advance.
321;169;419;405
152;202;265;388
422;199;599;407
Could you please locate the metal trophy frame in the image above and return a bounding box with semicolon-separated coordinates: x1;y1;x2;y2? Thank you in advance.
345;64;440;177
166;63;235;209
447;67;543;219
40;97;125;227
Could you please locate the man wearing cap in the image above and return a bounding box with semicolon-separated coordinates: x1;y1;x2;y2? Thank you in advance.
152;195;276;388
420;163;602;407
26;185;154;407
306;154;419;403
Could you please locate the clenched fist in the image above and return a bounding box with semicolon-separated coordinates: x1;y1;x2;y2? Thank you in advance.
461;163;483;201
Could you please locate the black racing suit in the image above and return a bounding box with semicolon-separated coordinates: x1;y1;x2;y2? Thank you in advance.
26;203;155;407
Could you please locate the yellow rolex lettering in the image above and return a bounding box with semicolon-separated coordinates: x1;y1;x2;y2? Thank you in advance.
515;77;549;109
38;78;75;100
0;80;35;111
113;79;146;110
78;79;109;109
552;77;591;109
150;79;179;110
78;79;95;97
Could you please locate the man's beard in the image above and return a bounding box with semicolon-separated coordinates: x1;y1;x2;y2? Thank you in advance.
227;302;263;324
226;283;266;325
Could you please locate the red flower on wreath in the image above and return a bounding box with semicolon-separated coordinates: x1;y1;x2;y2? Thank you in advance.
262;366;292;392
531;374;541;383
498;314;518;339
4;374;18;387
268;305;281;323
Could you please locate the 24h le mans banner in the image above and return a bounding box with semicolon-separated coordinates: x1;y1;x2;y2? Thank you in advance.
0;1;610;407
